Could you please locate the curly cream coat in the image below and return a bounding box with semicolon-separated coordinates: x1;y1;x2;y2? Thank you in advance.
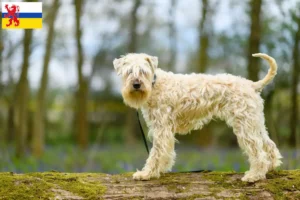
113;53;282;182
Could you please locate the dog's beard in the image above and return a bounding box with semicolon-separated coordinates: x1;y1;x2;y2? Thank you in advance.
122;85;151;109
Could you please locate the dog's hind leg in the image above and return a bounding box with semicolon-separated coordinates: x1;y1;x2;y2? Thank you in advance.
261;127;282;170
133;125;176;180
231;116;271;182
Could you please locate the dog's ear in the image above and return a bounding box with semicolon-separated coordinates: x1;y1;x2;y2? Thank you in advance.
145;56;158;71
113;57;123;74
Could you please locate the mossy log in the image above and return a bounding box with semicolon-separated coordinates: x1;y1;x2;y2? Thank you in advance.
0;170;300;199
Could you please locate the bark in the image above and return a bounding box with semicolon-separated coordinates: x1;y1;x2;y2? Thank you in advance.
14;29;33;158
168;0;177;71
247;0;262;81
74;0;89;149
7;106;14;142
0;170;299;199
124;0;142;145
5;41;21;144
128;0;141;53
289;16;300;147
198;0;209;73
31;0;60;157
196;0;213;146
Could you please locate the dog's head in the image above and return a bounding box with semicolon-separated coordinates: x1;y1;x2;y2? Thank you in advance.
113;53;158;109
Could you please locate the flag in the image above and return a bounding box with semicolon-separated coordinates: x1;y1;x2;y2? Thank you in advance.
2;2;42;29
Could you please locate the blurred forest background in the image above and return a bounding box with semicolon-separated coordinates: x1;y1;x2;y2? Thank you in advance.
0;0;299;173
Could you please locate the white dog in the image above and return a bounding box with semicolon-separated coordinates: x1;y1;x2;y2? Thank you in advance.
113;53;282;182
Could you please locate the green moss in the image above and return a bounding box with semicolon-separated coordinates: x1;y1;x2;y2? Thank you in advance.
202;170;300;199
0;172;107;199
264;170;300;199
157;173;191;193
202;171;249;188
200;171;258;199
0;172;54;199
28;172;107;199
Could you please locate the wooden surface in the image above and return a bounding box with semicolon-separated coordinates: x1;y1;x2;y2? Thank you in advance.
0;170;299;199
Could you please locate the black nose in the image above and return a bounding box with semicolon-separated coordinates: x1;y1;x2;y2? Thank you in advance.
133;83;141;89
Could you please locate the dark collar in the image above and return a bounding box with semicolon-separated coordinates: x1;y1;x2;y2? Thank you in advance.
152;74;157;86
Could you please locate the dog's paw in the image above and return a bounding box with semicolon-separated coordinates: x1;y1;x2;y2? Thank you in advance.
241;172;266;182
133;170;152;181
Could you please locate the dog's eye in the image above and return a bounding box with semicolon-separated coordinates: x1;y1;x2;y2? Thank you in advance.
127;69;133;75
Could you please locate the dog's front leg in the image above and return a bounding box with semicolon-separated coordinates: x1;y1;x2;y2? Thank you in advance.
133;126;175;180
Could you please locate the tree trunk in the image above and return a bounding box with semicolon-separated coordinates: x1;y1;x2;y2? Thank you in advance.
5;49;16;144
195;0;213;147
124;0;142;145
0;170;299;199
74;0;89;149
31;0;60;157
14;29;33;158
289;16;300;147
168;0;177;71
247;0;262;81
76;81;89;149
7;106;15;143
128;0;141;53
198;0;209;73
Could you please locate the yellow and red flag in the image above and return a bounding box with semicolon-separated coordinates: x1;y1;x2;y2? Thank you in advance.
2;2;42;29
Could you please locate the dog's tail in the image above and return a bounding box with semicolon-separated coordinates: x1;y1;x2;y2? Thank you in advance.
252;53;277;92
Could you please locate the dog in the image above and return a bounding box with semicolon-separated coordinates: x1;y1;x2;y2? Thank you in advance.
113;53;282;182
